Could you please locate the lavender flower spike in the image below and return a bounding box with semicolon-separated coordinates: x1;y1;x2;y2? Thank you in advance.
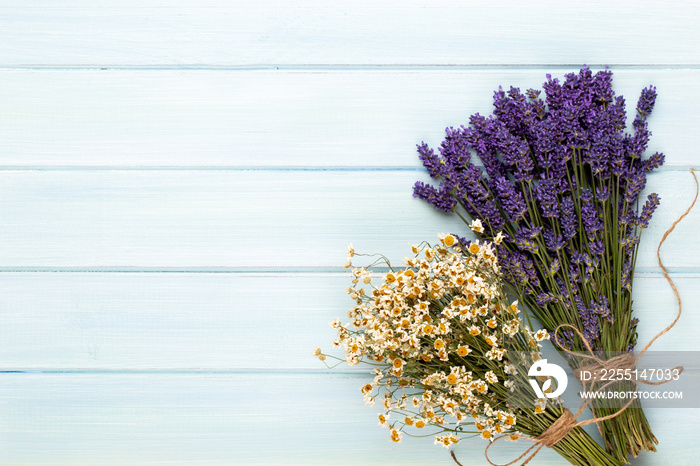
636;86;657;116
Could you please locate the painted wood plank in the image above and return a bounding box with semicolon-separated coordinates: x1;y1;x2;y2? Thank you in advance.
1;1;699;67
1;68;698;168
0;372;694;465
0;170;696;270
0;272;696;371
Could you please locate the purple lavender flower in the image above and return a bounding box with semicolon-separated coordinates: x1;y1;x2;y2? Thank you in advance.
621;235;640;250
592;67;614;104
536;292;558;306
587;139;611;178
595;185;611;202
492;177;528;222
417;142;443;179
554;330;575;350
497;247;529;285
438;126;471;167
575;295;600;344
535;179;560;218
560;195;577;241
630;115;650;159
412;182;455;212
581;200;604;236
589;240;605;256
642;152;665;172
556;276;574;299
591;295;614;324
465;114;507;181
610;146;628;177
542;73;564;110
638;193;660;228
636;86;657;116
544;227;565;251
549;258;561;275
591;295;610;318
623;169;647;204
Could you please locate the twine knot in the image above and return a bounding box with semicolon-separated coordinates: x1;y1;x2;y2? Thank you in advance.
536;409;576;448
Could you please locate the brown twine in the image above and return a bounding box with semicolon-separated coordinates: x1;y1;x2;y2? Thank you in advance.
480;408;580;466
571;352;636;385
535;408;576;448
482;379;637;466
450;451;463;466
455;170;699;466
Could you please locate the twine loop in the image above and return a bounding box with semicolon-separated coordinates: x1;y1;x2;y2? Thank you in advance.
572;352;636;385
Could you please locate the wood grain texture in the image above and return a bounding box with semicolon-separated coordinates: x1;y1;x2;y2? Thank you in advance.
0;272;695;371
1;0;699;66
0;169;696;271
0;372;695;465
2;2;700;464
1;68;698;168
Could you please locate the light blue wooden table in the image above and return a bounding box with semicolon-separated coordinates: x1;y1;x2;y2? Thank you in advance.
1;1;699;464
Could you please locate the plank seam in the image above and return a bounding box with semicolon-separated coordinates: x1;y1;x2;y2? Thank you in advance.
0;166;695;172
0;268;692;276
2;64;700;71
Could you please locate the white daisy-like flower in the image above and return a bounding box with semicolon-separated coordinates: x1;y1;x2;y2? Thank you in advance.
485;371;498;384
470;218;485;233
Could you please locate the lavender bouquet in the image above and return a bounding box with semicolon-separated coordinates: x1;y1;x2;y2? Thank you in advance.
413;67;662;461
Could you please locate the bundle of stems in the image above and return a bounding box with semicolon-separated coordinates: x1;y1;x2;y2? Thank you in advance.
413;67;662;461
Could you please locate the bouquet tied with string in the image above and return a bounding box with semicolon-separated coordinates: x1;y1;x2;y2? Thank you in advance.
412;67;665;460
315;236;624;466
